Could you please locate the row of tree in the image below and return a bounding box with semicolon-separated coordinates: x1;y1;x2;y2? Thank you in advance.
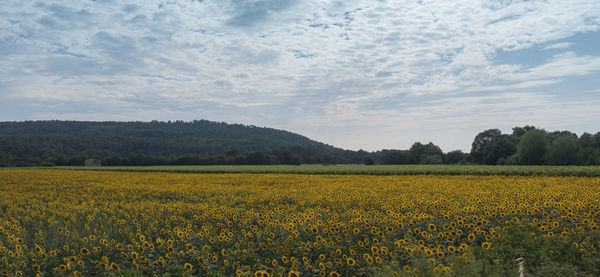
375;126;600;166
0;145;368;167
373;142;467;165
468;126;600;165
1;121;599;166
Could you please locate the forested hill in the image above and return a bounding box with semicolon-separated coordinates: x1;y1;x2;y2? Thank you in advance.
0;120;367;166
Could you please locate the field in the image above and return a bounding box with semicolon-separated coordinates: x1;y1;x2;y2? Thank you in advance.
20;164;600;177
1;170;600;276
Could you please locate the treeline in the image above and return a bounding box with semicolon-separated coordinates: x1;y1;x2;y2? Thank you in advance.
1;121;599;166
28;147;367;167
374;126;600;166
468;126;600;165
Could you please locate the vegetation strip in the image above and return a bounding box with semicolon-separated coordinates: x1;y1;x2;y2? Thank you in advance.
13;164;600;177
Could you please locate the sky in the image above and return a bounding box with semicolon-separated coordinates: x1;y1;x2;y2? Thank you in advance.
1;0;600;152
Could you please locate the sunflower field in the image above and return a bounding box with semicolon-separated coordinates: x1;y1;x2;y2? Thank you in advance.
1;170;599;276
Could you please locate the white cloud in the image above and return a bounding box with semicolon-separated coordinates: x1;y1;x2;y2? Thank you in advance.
543;42;573;50
1;0;600;150
508;52;600;81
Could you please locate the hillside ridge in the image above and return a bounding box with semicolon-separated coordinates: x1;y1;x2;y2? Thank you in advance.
0;120;365;166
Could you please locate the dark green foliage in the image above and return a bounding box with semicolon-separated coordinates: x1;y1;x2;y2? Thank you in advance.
409;142;444;164
470;130;517;165
579;132;594;148
594;132;600;147
0;120;367;166
419;154;443;164
581;148;600;165
512;125;536;137
379;150;411;164
482;135;517;165
516;129;548;165
471;129;502;164
444;150;469;164
544;134;581;165
470;126;600;166
377;142;445;165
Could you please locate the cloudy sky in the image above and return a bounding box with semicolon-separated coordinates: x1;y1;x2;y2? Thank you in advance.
1;0;600;151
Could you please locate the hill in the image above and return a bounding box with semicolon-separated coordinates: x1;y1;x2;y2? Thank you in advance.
0;120;367;166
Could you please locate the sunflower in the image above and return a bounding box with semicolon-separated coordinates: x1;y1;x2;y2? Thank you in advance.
345;257;356;266
102;256;109;267
363;253;373;264
375;256;382;264
425;248;433;256
428;223;436;231
481;242;491;249
184;263;193;271
155;260;165;268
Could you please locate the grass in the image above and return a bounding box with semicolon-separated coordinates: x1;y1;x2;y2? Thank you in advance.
7;164;600;176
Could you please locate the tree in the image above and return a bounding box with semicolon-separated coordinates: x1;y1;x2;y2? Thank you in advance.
512;125;536;137
482;135;518;165
444;150;468;164
581;148;600;165
547;130;576;142
579;133;594;148
516;129;548;165
470;129;501;164
409;142;443;164
420;154;443;164
245;151;272;165
594;132;600;148
290;155;302;165
380;150;411;164
544;135;581;165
